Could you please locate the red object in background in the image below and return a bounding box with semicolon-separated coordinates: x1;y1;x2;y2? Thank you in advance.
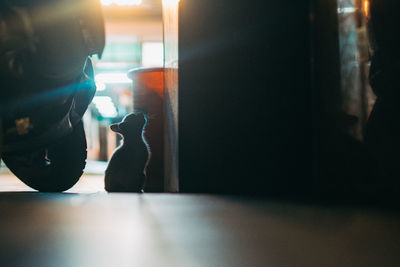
128;67;164;192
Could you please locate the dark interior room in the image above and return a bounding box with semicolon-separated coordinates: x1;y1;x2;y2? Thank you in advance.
1;0;400;266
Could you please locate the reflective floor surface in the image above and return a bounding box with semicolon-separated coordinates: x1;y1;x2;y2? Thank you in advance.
0;191;400;267
1;162;400;267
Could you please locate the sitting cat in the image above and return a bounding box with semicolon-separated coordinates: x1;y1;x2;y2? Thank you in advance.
105;113;149;192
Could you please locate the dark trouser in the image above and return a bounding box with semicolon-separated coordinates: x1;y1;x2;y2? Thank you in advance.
2;121;87;192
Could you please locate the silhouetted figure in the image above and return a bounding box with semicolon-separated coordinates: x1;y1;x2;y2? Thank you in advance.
364;0;400;191
105;113;149;192
0;0;105;192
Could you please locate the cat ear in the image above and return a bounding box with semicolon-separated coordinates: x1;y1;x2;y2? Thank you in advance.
110;123;121;132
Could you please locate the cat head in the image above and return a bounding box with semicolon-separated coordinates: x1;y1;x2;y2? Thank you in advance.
110;112;147;137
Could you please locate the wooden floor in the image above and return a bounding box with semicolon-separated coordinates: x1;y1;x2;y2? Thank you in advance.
1;173;400;266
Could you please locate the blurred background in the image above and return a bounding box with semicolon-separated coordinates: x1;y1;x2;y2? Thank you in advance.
86;0;163;165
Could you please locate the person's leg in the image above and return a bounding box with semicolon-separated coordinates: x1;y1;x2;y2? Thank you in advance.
2;121;87;192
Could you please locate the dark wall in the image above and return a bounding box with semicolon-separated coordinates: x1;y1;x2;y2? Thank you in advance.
179;0;313;195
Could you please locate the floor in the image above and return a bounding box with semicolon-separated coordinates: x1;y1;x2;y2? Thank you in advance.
1;167;400;266
0;172;105;193
0;160;106;193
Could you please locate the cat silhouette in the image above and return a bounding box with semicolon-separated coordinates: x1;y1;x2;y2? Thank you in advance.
105;113;149;192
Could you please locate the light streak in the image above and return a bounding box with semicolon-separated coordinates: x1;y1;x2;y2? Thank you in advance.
93;96;118;118
101;0;142;6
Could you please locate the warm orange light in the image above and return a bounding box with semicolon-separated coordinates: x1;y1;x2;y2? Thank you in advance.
363;0;370;17
162;0;180;6
101;0;142;6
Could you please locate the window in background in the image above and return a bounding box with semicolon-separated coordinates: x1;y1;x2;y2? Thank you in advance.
142;42;164;67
